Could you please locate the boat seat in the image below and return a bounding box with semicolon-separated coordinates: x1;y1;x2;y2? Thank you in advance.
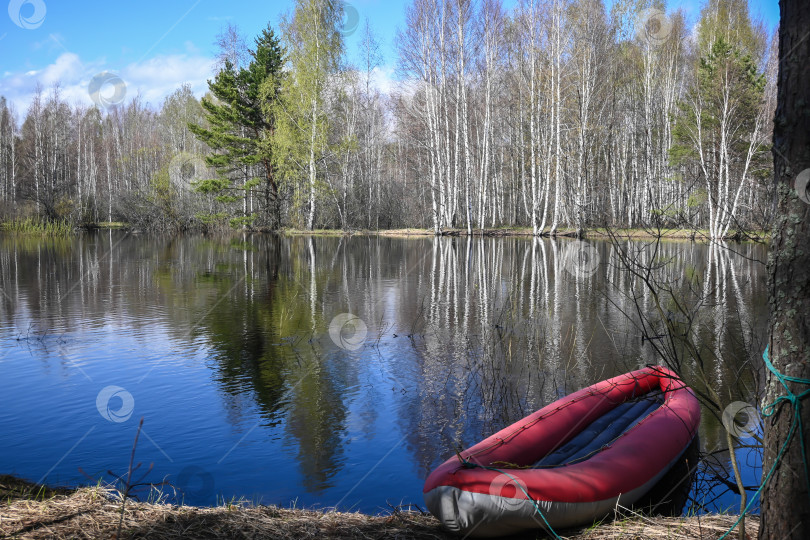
534;393;664;468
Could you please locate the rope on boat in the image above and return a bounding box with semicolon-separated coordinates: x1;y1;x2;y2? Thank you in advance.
716;345;810;540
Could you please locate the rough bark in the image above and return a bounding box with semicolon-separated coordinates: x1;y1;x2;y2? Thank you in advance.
760;1;810;538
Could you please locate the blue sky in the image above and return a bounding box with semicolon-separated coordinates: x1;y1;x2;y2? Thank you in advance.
0;0;780;114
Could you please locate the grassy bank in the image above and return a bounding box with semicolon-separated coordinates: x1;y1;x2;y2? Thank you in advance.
0;218;73;236
1;475;757;539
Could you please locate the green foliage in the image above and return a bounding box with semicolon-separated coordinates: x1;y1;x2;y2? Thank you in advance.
274;0;345;229
229;214;257;229
194;177;232;195
696;0;765;61
189;25;286;229
242;177;263;192
688;189;708;208
54;197;77;221
150;166;176;212
668;127;698;166
670;36;767;187
699;38;765;121
215;194;241;204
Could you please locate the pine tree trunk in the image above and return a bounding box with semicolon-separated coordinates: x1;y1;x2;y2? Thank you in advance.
760;1;810;538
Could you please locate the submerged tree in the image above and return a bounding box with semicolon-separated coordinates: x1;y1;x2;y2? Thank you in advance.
190;25;286;229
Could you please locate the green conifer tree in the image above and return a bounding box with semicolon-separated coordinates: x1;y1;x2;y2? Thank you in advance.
190;25;286;229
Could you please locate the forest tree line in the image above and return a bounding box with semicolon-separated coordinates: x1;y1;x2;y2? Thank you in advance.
0;0;775;238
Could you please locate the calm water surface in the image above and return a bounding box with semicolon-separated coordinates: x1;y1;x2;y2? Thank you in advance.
0;232;767;513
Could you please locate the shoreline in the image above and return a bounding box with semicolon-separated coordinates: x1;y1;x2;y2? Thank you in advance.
0;220;769;243
280;227;768;243
1;475;758;539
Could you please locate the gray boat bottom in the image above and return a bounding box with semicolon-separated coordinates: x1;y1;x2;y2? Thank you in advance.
423;470;665;537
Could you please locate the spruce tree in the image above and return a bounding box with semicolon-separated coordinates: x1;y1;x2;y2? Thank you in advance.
190;25;286;229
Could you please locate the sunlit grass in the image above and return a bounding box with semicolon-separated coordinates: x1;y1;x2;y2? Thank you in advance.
95;221;127;228
1;218;74;236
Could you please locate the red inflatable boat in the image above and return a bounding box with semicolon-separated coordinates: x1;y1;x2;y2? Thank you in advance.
423;366;700;537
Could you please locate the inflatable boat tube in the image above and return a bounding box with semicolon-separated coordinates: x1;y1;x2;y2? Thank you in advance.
423;366;700;537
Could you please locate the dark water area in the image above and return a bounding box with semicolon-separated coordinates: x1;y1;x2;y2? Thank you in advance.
0;232;767;513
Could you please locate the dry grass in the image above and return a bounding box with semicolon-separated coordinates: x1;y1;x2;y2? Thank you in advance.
0;484;447;540
0;476;758;539
376;228;436;236
569;513;757;540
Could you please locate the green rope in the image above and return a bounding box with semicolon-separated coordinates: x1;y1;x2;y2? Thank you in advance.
459;458;564;540
716;345;810;540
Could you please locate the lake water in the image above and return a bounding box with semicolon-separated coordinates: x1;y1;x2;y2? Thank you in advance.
0;232;767;514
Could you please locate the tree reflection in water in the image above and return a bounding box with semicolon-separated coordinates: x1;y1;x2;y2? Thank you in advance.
0;232;766;512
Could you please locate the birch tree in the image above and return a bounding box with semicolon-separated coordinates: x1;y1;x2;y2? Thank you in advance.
671;38;767;239
277;0;344;230
0;98;18;209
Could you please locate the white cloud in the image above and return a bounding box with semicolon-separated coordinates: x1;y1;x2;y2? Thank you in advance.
0;51;215;114
120;54;214;105
369;65;398;96
1;53;399;117
39;52;83;86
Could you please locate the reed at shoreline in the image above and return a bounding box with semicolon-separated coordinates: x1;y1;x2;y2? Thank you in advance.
1;218;73;236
